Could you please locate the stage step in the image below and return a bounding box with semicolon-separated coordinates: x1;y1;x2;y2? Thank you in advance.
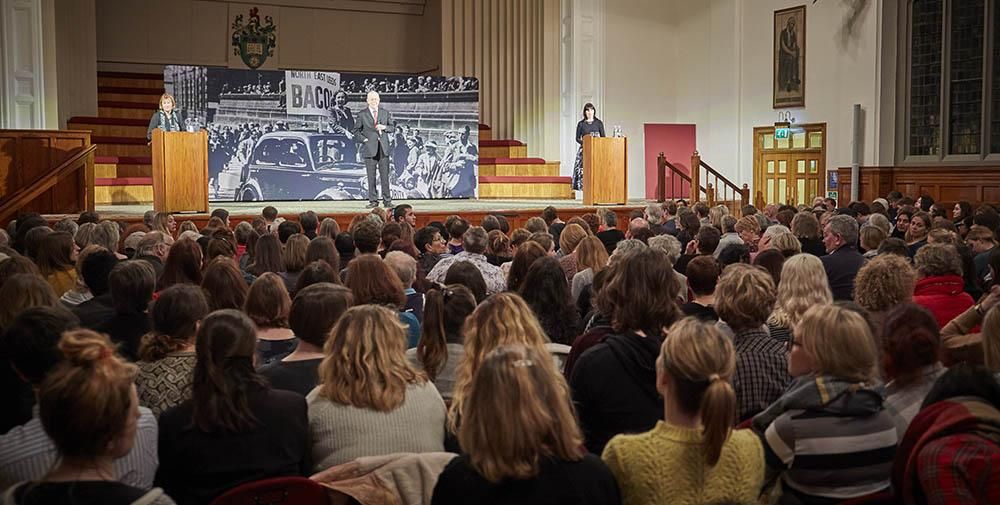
480;140;527;159
98;87;162;105
98;71;164;89
94;136;150;157
478;175;573;199
94;177;153;205
479;124;492;141
69;116;148;138
99;101;158;120
478;158;560;177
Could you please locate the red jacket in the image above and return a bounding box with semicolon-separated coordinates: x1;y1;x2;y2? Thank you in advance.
913;275;975;330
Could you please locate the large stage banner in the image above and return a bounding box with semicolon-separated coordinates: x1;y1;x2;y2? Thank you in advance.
164;66;479;202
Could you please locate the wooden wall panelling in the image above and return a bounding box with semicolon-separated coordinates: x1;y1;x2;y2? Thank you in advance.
836;166;1000;208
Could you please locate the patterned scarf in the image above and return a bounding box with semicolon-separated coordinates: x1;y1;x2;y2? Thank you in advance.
751;373;886;434
160;110;180;131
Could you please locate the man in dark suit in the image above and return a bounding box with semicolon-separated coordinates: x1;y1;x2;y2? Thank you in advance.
820;214;867;301
352;90;395;208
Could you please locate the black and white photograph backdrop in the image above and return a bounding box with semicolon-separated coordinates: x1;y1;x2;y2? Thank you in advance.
164;65;480;203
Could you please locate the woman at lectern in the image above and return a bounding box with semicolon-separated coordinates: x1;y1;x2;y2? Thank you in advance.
147;93;185;141
573;103;605;192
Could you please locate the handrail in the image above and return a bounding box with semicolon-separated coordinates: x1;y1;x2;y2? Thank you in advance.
699;159;741;194
0;145;97;224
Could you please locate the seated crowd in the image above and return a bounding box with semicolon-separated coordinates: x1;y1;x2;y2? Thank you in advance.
0;195;999;505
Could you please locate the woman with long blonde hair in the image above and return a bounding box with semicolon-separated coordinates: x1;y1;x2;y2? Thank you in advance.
767;253;833;343
431;345;620;505
603;318;763;505
448;292;557;431
308;304;446;471
571;235;610;305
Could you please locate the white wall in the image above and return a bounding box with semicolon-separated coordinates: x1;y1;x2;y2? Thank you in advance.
602;0;676;198
672;0;886;189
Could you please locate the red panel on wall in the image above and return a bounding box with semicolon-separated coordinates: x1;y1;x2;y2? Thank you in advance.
643;124;696;200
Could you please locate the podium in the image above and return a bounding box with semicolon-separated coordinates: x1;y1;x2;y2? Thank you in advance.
582;136;627;205
152;129;209;213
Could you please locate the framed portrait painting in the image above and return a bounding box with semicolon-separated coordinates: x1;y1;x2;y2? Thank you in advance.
774;5;806;108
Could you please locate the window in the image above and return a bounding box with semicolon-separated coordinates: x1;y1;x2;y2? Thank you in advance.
903;0;999;161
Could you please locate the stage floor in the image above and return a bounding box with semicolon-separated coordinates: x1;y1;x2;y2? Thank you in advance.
86;198;649;220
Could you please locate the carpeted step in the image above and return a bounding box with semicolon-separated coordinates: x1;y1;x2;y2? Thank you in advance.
98;71;164;89
68;116;149;138
478;159;560;177
479;124;491;141
94;177;153;186
478;175;573;199
98;101;159;120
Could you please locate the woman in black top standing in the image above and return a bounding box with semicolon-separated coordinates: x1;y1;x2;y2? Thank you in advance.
573;103;606;192
147;93;185;141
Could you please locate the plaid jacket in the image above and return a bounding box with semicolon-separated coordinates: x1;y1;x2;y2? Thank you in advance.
731;326;791;422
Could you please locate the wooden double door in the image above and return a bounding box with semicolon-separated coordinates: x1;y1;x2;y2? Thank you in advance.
753;123;827;207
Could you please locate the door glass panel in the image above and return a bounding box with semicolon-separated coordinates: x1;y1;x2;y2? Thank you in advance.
767;179;775;204
763;134;775;149
809;132;823;149
778;179;787;203
792;132;807;149
797;179;806;205
778;160;787;174
797;160;806;174
810;179;818;201
767;160;775;174
809;159;818;173
777;136;790;149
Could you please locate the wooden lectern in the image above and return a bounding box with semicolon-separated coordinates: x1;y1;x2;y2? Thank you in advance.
152;129;209;213
583;136;627;205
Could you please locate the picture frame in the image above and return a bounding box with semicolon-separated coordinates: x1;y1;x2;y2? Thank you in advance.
774;5;806;108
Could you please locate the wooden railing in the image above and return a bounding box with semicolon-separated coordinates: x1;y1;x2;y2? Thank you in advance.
658;150;749;216
0;138;96;224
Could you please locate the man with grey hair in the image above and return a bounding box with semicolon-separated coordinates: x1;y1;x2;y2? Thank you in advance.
425;226;504;295
648;234;689;303
53;218;78;237
820;214;866;300
610;238;647;264
142;210;157;229
384;251;423;320
135;231;171;280
353;90;395;208
714;215;741;258
645;204;667;236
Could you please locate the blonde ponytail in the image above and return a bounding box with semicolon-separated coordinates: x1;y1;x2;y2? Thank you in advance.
699;376;736;465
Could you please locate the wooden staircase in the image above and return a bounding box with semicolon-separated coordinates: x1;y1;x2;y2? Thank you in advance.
658;150;749;216
68;71;159;205
476;126;572;199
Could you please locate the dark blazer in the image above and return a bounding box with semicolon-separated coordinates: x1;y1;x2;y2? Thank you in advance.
820;245;867;301
147;110;185;141
352;106;394;158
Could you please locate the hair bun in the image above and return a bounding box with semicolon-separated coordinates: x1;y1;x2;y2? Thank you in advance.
58;330;116;366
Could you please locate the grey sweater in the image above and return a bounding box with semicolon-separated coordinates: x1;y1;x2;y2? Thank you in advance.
306;382;447;472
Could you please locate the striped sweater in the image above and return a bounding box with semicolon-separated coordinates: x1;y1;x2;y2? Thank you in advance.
753;375;898;504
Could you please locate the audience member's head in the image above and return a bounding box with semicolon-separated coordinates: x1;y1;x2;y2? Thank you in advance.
597;248;679;336
770;254;832;330
283;234;309;273
507;241;547;293
648;234;682;267
486;230;512;259
859;225;888;253
853;254;916;315
248;233;283;277
244;272;291;329
791;212;821;239
877;237;909;258
345;254;405;308
717;243;750;267
201;257;249;312
316;305;424;411
686;256;721;297
109;260;155;315
384;251;417;289
79;248;117;296
318;218;340;240
715;264;775;333
462;226;489;255
289;283;353;350
352;220;382;255
524;216;547;234
159;238;204;289
823;215;859;252
277;220;302;244
914;243;962;279
880;303;941;387
2;306;78;386
444;260;488;303
792;304;877;381
0;273;59;330
140;284;210;362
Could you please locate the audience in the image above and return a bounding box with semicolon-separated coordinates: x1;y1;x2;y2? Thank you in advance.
260;283;353;396
8;193;1000;504
4;329;168;504
135;285;209;417
570;248;680;454
244;273;297;365
308;305;446;470
603;318;763;505
432;345;620;505
156;310;310;505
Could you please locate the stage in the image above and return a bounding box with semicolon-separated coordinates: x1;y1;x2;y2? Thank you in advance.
60;198;649;229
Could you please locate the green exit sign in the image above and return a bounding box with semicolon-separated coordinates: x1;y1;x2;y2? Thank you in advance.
775;127;790;139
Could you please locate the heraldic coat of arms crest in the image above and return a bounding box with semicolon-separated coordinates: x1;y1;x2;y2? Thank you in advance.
231;8;276;69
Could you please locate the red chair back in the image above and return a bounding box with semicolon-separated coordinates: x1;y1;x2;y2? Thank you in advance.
210;476;329;505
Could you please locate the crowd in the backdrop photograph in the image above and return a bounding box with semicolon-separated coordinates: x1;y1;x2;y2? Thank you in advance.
1;193;999;505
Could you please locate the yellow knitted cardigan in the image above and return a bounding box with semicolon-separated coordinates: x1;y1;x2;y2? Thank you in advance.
602;421;764;505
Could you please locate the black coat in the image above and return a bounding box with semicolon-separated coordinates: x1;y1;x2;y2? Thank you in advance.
147;110;185;141
569;331;663;454
820;245;867;301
